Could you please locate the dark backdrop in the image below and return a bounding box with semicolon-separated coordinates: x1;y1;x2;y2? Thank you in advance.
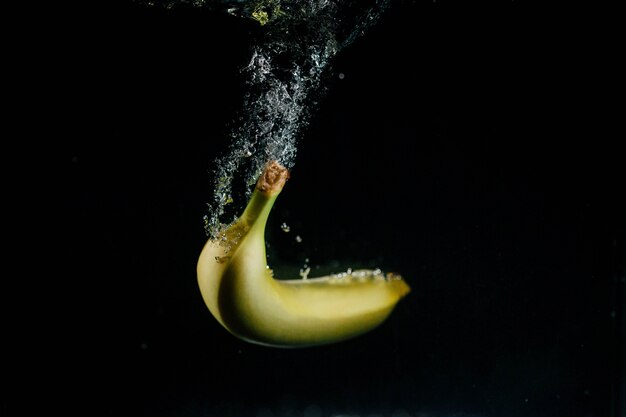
16;1;624;417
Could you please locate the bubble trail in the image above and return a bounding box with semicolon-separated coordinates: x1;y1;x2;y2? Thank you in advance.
206;0;391;238
140;0;390;238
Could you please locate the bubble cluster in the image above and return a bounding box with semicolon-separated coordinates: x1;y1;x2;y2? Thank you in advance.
200;0;390;238
327;268;397;282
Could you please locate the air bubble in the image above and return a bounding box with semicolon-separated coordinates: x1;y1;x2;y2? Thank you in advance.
295;235;303;243
300;267;311;280
281;222;291;233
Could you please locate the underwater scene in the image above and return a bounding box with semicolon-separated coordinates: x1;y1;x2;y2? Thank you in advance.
40;1;625;417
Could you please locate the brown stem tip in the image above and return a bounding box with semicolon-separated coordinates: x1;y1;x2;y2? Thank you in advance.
256;160;290;195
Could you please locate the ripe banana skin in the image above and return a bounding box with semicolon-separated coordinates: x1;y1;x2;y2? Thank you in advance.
197;161;410;347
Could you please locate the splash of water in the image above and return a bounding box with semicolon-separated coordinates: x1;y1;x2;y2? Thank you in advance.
205;0;391;239
139;0;390;238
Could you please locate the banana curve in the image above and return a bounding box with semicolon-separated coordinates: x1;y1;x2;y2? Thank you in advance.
197;160;410;347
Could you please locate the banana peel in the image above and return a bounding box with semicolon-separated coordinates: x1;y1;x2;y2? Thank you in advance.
197;160;410;347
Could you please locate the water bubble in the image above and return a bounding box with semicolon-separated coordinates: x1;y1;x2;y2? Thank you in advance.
338;72;345;79
300;267;311;280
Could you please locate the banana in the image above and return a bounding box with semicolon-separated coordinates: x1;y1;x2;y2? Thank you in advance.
197;160;410;347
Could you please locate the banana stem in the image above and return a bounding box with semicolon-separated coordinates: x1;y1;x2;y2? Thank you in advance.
240;160;290;229
256;160;290;196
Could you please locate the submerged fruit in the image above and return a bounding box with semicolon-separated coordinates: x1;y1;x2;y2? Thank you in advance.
197;160;410;347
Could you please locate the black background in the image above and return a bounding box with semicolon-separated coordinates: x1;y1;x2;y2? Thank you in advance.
13;1;624;417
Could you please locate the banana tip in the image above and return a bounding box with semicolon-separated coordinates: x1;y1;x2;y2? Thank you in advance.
389;274;411;298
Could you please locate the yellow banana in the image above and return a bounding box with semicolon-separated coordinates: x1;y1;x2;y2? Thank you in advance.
197;160;410;347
